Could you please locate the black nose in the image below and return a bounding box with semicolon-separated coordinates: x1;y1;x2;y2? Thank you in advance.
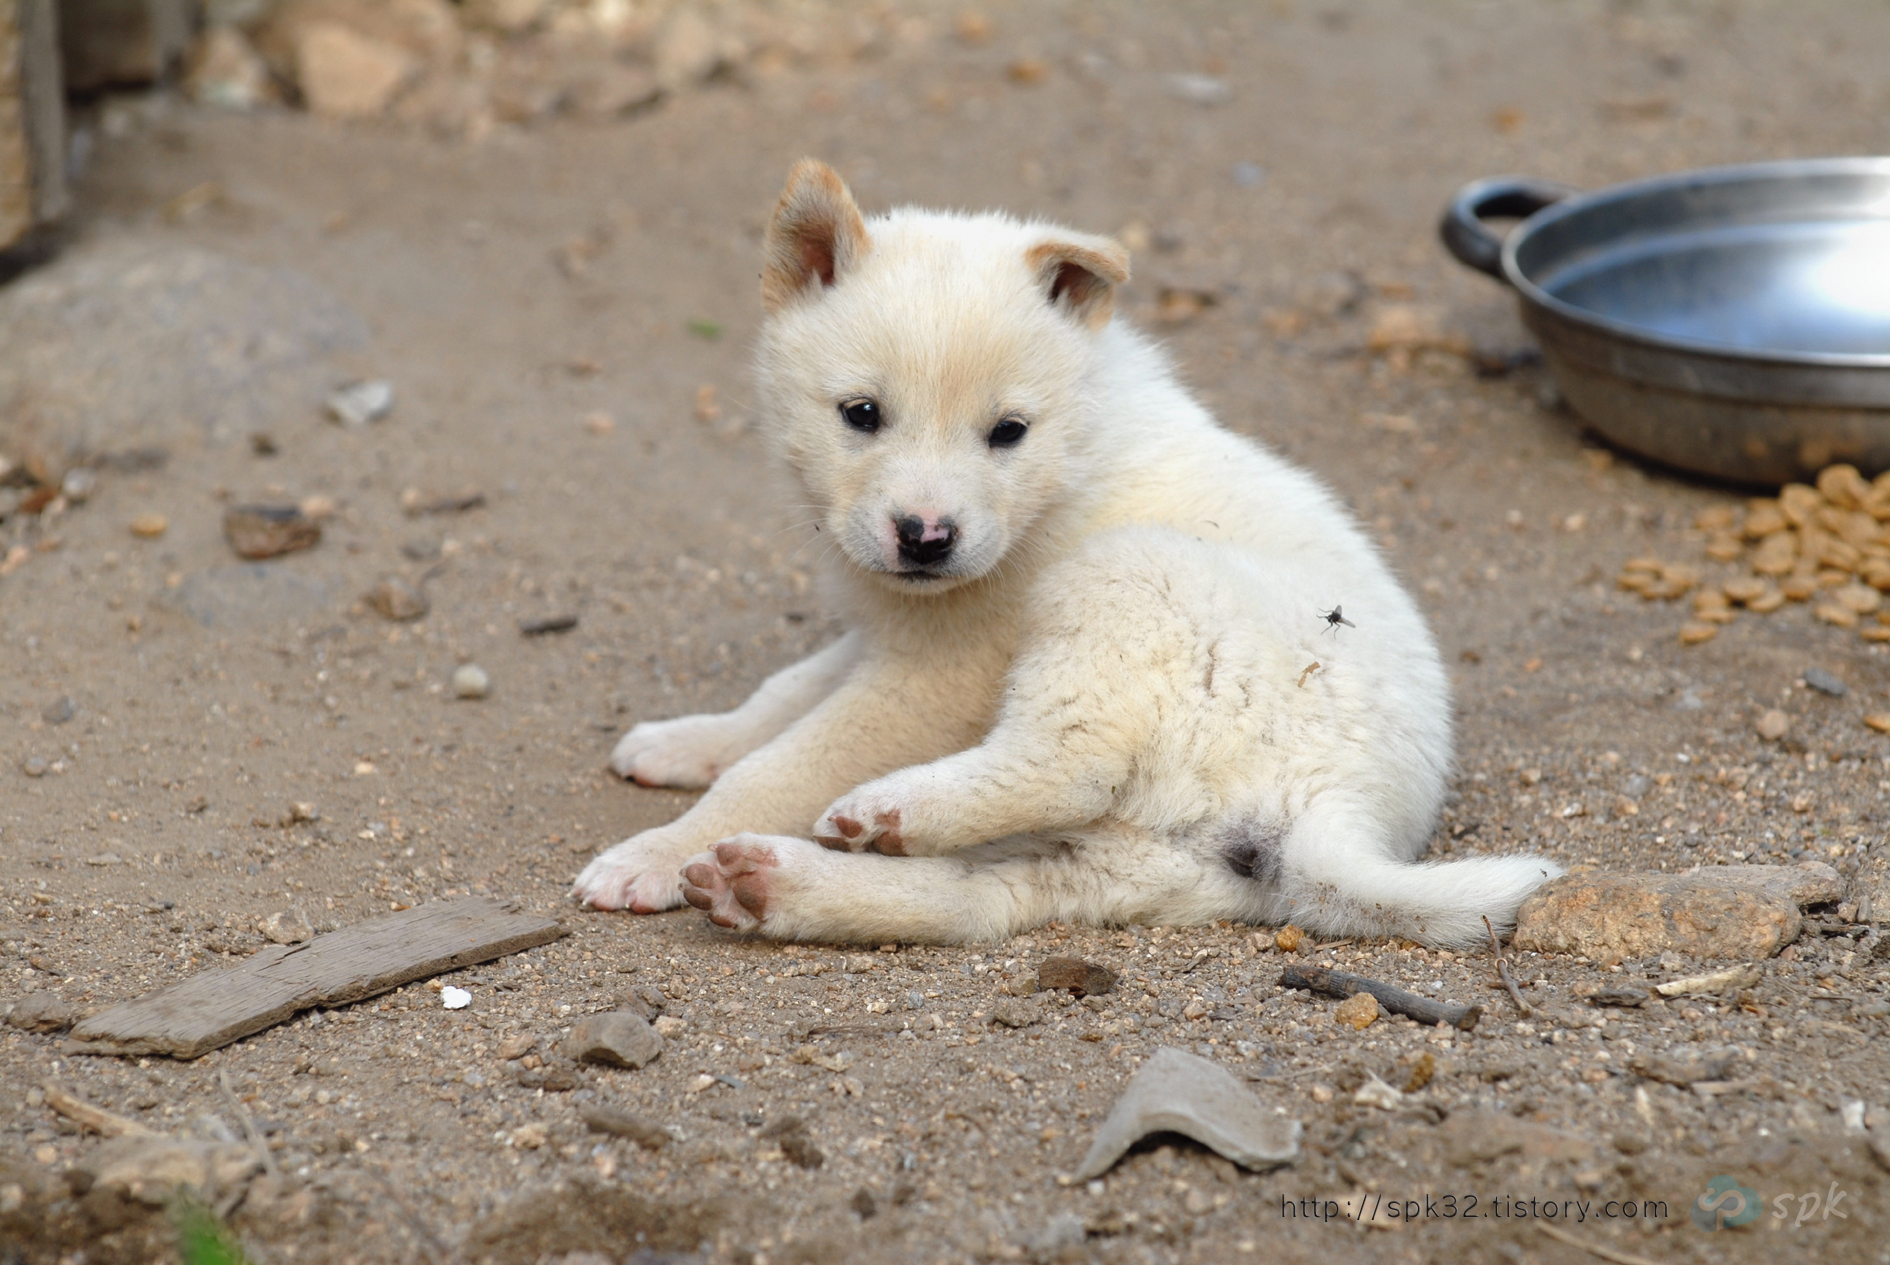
895;515;957;566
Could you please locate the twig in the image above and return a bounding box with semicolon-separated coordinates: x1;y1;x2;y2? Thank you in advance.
42;1081;157;1138
1537;1223;1668;1265
1484;915;1531;1017
1279;964;1480;1030
218;1069;280;1181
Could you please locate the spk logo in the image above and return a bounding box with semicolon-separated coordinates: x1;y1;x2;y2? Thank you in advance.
1692;1177;1762;1230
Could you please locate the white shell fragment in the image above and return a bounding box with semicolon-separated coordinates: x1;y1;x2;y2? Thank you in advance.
441;986;471;1010
451;664;490;699
1073;1046;1301;1181
325;379;395;426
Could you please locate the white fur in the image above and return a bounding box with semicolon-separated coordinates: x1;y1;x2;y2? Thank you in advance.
571;164;1561;947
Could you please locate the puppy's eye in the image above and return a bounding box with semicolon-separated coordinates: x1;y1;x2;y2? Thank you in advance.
839;398;881;434
988;417;1028;448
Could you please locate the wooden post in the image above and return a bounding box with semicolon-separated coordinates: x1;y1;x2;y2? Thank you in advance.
0;0;67;251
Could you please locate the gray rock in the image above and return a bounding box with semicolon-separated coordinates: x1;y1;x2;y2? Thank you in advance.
1804;667;1846;697
6;992;77;1032
1629;1047;1740;1086
1073;1046;1301;1180
562;1010;663;1069
0;241;367;464
991;998;1040;1028
40;695;73;724
259;909;313;945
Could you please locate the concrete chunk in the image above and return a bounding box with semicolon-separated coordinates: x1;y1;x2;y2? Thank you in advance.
563;1010;663;1069
1073;1047;1300;1180
1512;869;1812;962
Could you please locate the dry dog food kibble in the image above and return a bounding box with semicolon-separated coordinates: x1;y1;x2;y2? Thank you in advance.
1617;463;1890;650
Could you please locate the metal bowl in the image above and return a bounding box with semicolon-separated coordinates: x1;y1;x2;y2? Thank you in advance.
1441;158;1890;484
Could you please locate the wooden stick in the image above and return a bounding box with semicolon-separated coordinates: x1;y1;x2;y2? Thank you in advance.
1485;915;1532;1017
1278;964;1480;1030
42;1081;157;1138
1537;1223;1669;1265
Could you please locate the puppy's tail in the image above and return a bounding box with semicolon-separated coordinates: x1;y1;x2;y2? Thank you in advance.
1277;812;1562;949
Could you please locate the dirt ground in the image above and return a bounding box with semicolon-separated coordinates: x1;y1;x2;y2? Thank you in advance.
6;2;1890;1262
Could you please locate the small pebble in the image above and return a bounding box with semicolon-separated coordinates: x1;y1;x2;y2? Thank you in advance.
1165;72;1232;105
325;379;395;426
441;986;472;1010
1803;666;1847;696
1333;992;1379;1030
1757;709;1789;741
129;513;168;538
1678;620;1717;644
1864;713;1890;734
21;756;48;778
991;998;1040;1028
452;664;490;699
41;696;73;725
520;614;578;636
564;1010;664;1068
60;469;96;503
1037;956;1118;997
1274;925;1305;953
365;577;429;622
224;504;321;559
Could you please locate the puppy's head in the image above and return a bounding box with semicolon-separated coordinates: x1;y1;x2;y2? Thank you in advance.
755;160;1129;595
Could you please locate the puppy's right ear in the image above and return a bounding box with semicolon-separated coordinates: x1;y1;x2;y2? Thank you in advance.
761;160;871;313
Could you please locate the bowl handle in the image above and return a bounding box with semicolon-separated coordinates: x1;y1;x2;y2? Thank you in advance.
1439;177;1578;281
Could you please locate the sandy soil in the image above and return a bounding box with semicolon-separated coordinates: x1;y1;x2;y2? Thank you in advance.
5;3;1890;1263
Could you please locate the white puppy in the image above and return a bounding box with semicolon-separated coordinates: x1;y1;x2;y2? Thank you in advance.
571;160;1560;947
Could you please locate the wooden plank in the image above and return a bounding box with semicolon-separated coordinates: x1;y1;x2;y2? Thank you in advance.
1;0;67;250
65;897;567;1060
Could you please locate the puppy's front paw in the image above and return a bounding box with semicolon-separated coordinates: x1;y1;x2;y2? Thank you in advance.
608;715;738;789
813;791;908;855
681;836;789;930
570;836;691;912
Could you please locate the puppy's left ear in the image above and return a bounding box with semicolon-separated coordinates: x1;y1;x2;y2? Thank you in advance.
1026;235;1131;330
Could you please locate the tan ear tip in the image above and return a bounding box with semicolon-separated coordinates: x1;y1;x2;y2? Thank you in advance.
784;157;845;195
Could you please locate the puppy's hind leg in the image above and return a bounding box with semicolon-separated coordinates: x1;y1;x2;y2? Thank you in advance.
610;632;861;787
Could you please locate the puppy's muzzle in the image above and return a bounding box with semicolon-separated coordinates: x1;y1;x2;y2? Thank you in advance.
895;515;957;567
